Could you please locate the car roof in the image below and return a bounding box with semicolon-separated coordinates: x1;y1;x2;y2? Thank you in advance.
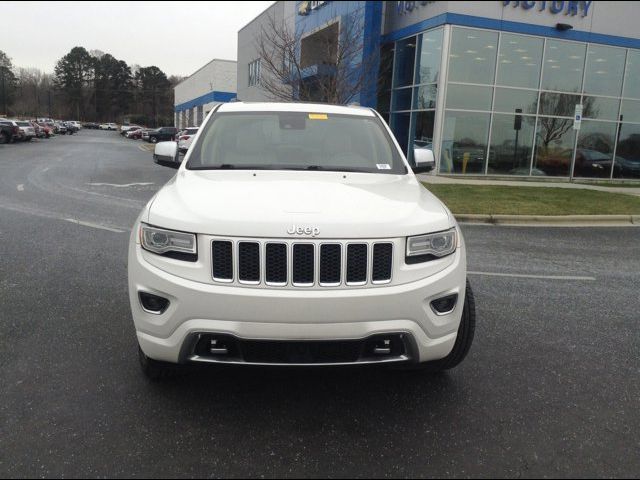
216;101;375;117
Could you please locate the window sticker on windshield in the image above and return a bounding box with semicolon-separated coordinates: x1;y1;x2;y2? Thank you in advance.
377;164;392;170
308;113;328;120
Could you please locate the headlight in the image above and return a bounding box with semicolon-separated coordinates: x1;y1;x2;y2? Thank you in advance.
406;228;457;260
140;224;197;257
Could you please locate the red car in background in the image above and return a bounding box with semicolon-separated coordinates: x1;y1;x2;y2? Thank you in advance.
125;127;145;139
34;122;53;138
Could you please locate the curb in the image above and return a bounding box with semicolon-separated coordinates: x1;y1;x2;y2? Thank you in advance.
455;214;640;226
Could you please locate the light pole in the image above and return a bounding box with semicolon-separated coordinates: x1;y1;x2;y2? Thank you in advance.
1;66;7;116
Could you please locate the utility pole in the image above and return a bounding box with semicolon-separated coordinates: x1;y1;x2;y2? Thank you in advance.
1;66;6;116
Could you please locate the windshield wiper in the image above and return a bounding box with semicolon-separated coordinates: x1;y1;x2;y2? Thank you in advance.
302;165;371;173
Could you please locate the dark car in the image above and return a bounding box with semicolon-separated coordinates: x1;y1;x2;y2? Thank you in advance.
0;120;19;144
146;127;178;144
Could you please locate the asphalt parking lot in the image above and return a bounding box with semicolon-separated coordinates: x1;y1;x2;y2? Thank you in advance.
0;131;639;478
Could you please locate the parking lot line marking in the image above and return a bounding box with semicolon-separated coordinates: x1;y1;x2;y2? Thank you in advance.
64;218;125;233
468;271;596;281
88;182;154;188
17;184;24;191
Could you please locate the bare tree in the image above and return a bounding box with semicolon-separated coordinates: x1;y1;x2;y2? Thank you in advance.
255;11;378;105
536;95;596;148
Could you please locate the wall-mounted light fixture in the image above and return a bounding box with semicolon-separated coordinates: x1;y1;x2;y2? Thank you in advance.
556;23;574;31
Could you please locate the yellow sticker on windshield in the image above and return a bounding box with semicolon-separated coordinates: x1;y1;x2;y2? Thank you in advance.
308;113;328;120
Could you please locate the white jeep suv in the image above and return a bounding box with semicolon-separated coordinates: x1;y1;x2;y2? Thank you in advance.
129;102;475;379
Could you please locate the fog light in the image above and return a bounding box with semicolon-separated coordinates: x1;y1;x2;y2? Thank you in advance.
430;294;458;315
139;292;170;314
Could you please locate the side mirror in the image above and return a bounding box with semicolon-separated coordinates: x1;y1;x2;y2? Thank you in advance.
412;147;435;174
153;141;180;169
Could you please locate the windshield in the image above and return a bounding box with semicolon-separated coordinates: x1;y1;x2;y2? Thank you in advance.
187;111;406;174
17;121;31;126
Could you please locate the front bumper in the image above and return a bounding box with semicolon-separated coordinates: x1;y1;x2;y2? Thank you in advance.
129;231;467;365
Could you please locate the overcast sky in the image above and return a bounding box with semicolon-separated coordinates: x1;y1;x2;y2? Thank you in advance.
2;1;274;77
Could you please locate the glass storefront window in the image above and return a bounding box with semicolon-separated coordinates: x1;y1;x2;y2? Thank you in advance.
393;37;417;88
412;111;436;149
377;43;394;114
408;111;436;164
496;33;543;89
488;114;536;175
446;84;493;111
533;116;576;176
623;50;640;99
541;40;586;93
584;45;626;97
449;28;498;85
440;112;490;174
614;124;640;178
539;92;581;117
582;96;620;121
620;99;640;123
413;84;437;110
392;88;412;111
493;87;538;114
415;29;443;84
391;112;411;155
574;121;617;178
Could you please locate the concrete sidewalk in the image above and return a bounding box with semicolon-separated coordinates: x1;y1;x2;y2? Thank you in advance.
418;174;640;197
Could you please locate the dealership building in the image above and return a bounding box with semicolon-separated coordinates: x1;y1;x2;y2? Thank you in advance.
237;1;640;179
173;59;237;129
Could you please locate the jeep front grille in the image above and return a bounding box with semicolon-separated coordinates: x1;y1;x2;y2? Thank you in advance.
211;239;393;288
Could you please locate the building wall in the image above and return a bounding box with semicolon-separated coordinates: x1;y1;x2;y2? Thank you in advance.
174;59;237;128
384;1;640;44
237;1;296;102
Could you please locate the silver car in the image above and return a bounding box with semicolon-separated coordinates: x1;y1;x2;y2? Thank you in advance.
14;121;36;142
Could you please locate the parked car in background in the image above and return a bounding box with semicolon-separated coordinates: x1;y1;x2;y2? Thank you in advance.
83;122;99;129
63;121;79;134
55;122;67;135
177;127;199;154
34;122;53;138
120;124;142;136
0;120;19;144
141;129;154;141
126;128;144;139
146;126;178;143
30;121;43;139
100;123;118;130
2;120;27;142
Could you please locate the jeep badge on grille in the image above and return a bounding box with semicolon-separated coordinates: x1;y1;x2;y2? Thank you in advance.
287;225;320;237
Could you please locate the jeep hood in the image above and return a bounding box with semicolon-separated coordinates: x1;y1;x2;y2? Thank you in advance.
147;170;452;238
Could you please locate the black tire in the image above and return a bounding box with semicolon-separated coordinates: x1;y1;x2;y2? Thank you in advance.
25;137;32;142
150;136;158;144
411;279;476;372
138;345;173;381
0;132;7;144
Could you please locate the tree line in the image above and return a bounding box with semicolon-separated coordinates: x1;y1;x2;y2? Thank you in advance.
0;47;181;127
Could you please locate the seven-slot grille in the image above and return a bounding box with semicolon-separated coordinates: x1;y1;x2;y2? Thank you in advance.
211;240;393;287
